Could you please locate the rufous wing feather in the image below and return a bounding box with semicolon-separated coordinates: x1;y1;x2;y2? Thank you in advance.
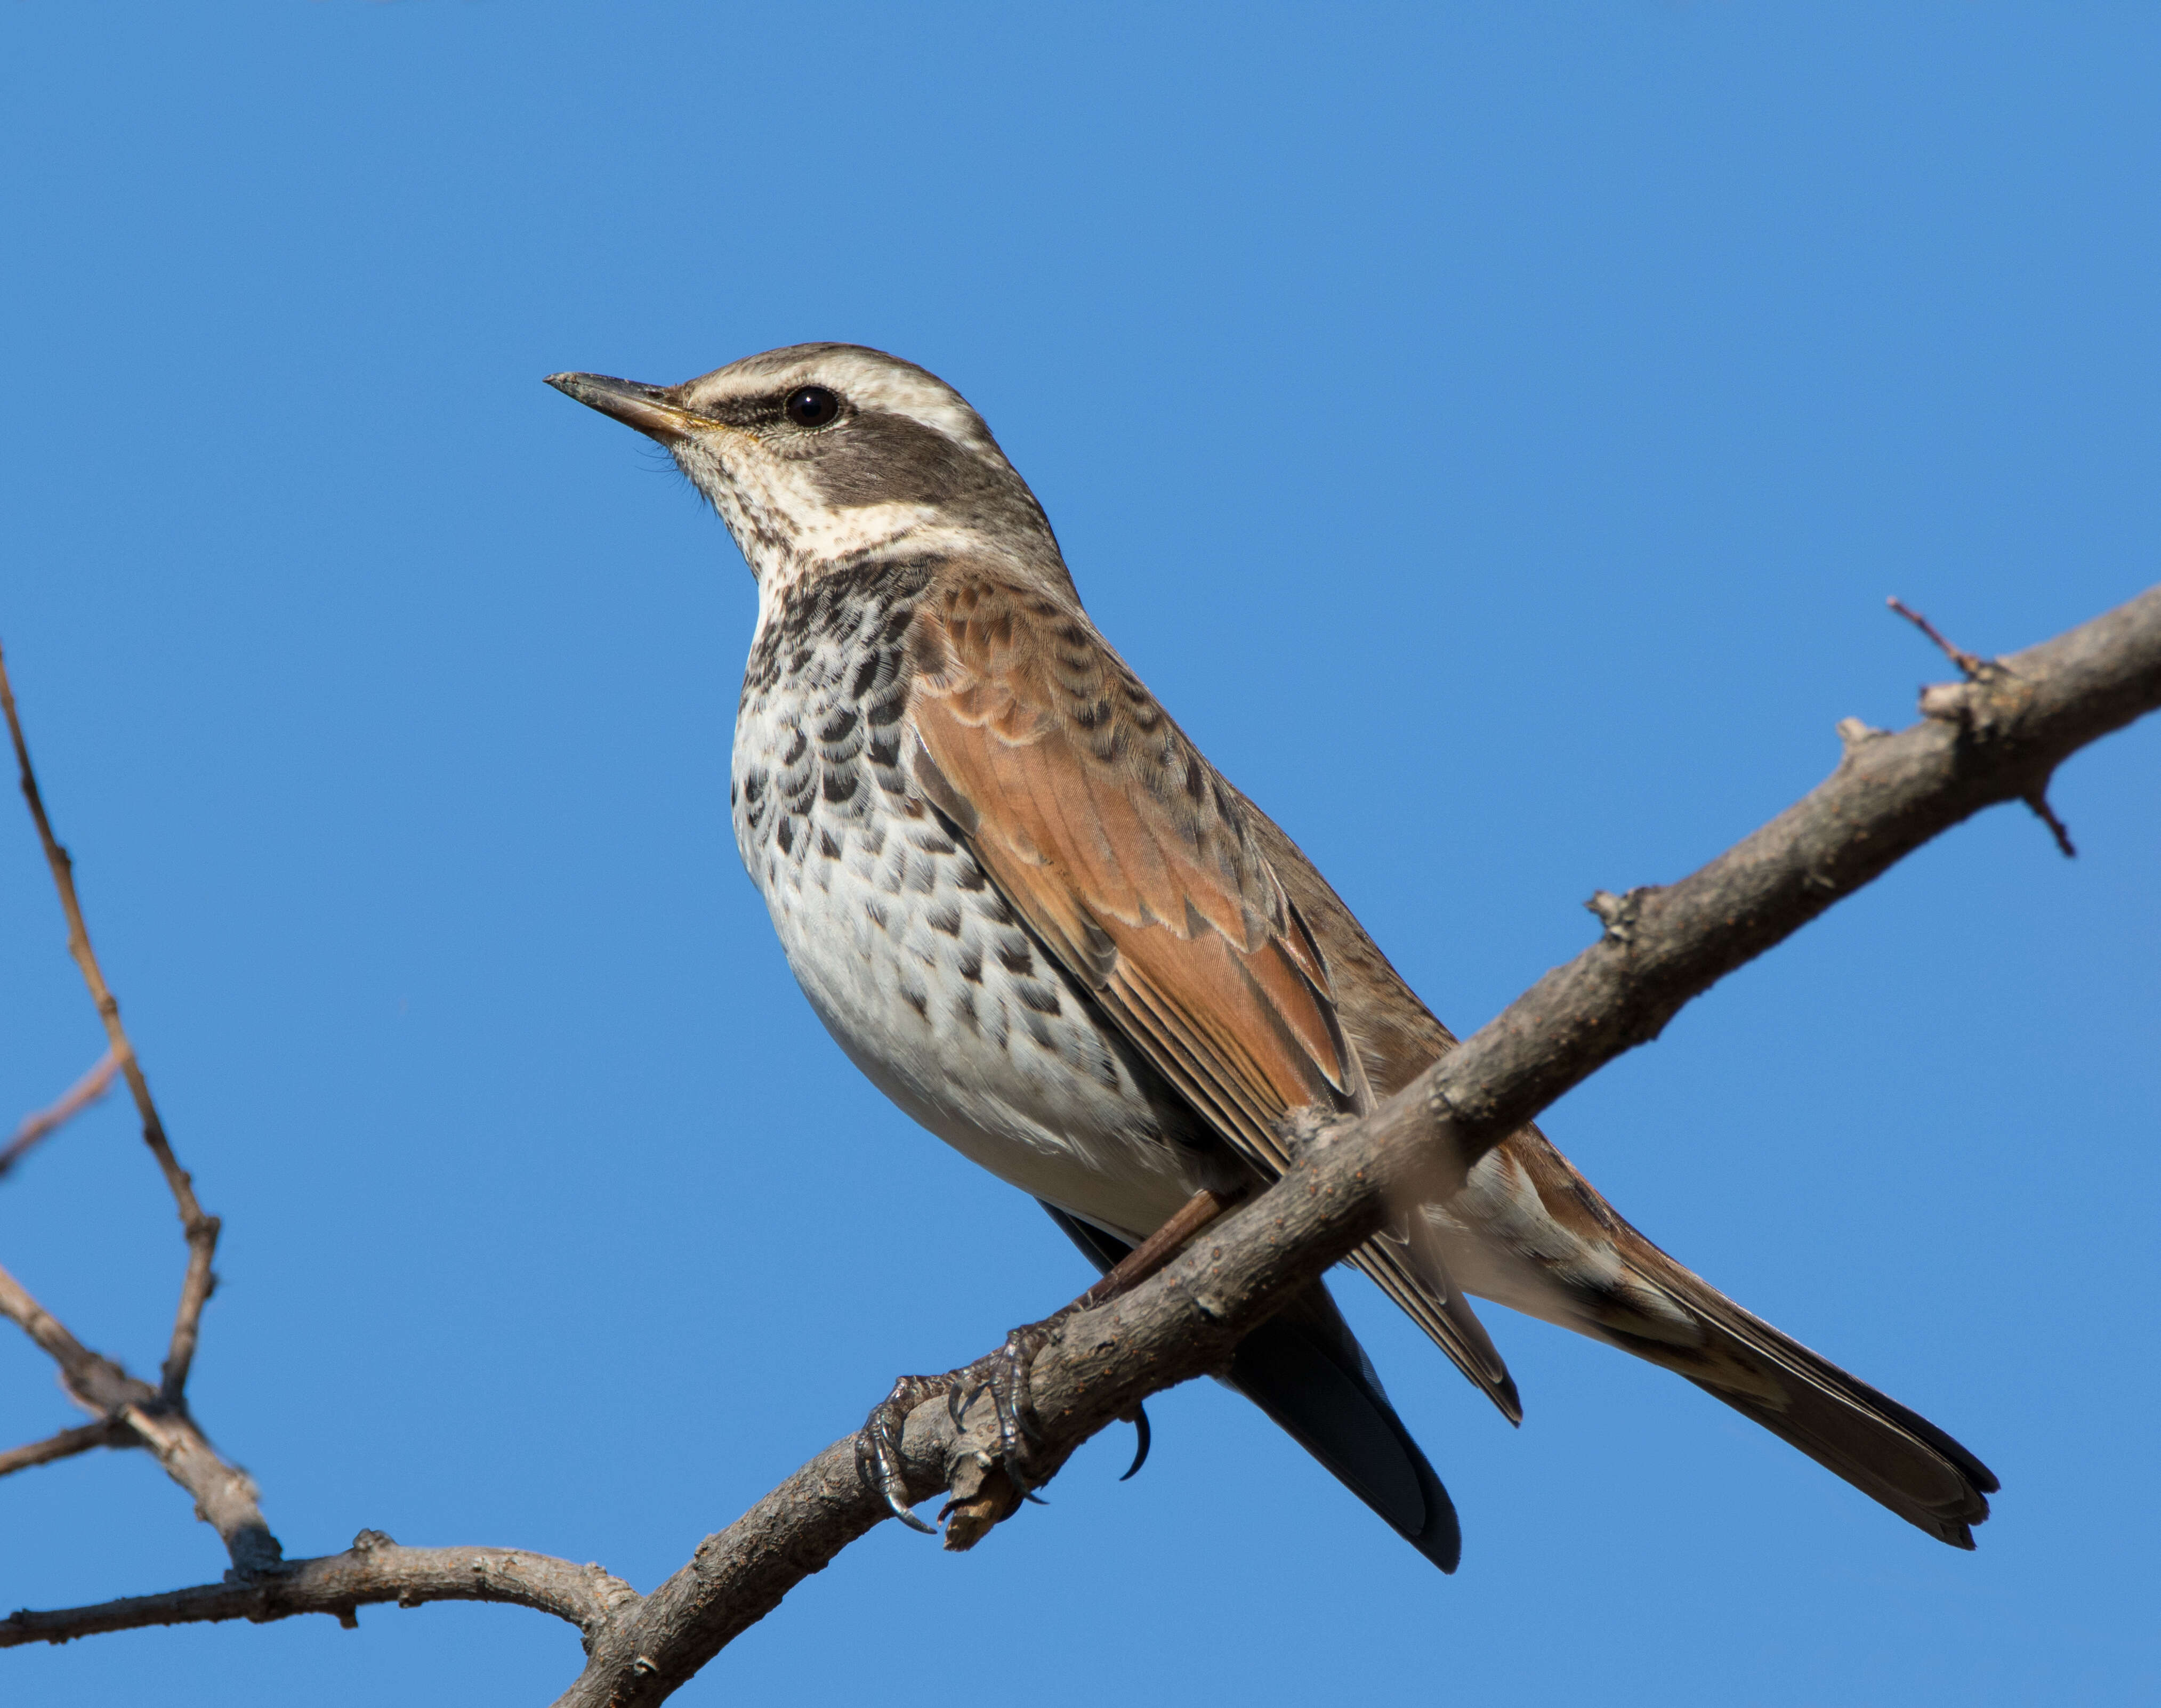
905;564;1519;1418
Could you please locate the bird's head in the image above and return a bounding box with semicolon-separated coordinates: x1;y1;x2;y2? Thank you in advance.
547;344;1061;589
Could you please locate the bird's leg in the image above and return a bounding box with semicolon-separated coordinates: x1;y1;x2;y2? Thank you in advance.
1075;1186;1240;1310
856;1187;1239;1534
967;1186;1241;1496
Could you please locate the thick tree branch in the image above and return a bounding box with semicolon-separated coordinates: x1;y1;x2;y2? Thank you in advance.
542;581;2161;1706
1413;581;2161;1182
4;585;2156;1694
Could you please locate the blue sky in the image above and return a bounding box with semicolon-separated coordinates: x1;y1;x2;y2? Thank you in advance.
2;4;2157;1704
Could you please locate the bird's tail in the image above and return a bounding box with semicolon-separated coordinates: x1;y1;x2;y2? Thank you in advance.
1589;1237;1999;1547
1428;1128;1998;1548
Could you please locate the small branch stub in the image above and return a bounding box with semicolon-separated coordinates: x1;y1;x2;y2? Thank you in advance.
1585;887;1651;945
2025;789;2077;859
939;1445;1021;1552
1887;600;2075;855
1835;715;1886;755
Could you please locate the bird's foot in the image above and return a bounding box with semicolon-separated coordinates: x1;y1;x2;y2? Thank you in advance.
853;1330;1058;1539
853;1372;952;1533
938;1317;1068;1550
856;1187;1236;1542
952;1322;1055;1495
943;1312;1149;1511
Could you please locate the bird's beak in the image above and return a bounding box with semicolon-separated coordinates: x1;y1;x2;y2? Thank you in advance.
545;372;711;445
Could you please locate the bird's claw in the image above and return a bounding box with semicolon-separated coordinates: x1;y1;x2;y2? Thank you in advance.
853;1312;1092;1539
947;1379;982;1432
1118;1404;1151;1482
983;1324;1051;1492
854;1374;943;1533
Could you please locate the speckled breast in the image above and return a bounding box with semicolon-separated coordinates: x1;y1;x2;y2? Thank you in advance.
728;556;1230;1238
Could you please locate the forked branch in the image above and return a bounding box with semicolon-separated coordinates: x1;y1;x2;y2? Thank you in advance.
0;645;271;1572
0;647;220;1398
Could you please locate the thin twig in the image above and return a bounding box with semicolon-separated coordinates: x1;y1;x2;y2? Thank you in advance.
0;1418;130;1480
0;1049;119;1180
0;1533;636;1648
2024;791;2078;858
0;643;221;1399
1888;596;1986;678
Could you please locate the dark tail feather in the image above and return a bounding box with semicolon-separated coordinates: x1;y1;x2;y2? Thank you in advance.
1039;1201;1460;1573
1687;1369;1994;1549
1685;1304;1997;1549
1222;1298;1463;1572
1599;1254;1998;1548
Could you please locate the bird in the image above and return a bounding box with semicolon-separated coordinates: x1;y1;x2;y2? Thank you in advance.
546;343;1998;1570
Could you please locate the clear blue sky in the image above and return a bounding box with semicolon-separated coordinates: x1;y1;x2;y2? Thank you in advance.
3;5;2157;1704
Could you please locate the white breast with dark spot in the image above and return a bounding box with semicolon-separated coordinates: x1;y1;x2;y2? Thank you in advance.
728;557;1236;1240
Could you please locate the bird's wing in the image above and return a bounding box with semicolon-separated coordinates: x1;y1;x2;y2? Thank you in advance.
1237;791;1998;1546
905;564;1517;1418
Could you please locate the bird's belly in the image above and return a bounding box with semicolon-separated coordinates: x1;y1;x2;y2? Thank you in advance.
732;698;1225;1240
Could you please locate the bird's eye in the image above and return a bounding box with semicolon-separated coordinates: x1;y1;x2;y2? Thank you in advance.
784;385;841;428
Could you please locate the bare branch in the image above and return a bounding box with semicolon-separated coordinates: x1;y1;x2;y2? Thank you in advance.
0;1259;284;1572
0;1532;636;1648
1418;582;2161;1174
0;1050;118;1180
546;580;2161;1706
1884;600;2089;859
1888;595;1986;677
0;1259;156;1411
158;1231;218;1406
0;645;293;1576
6;585;2156;1700
0;1419;130;1480
118;1404;281;1575
0;642;221;1397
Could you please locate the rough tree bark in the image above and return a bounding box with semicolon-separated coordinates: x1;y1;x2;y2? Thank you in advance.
2;585;2156;1706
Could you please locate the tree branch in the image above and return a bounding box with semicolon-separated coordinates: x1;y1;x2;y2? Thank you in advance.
0;1050;118;1180
0;1419;130;1480
0;642;221;1399
0;1258;282;1571
542;581;2161;1706
0;1533;637;1648
0;641;278;1571
4;585;2156;1694
1414;581;2161;1181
